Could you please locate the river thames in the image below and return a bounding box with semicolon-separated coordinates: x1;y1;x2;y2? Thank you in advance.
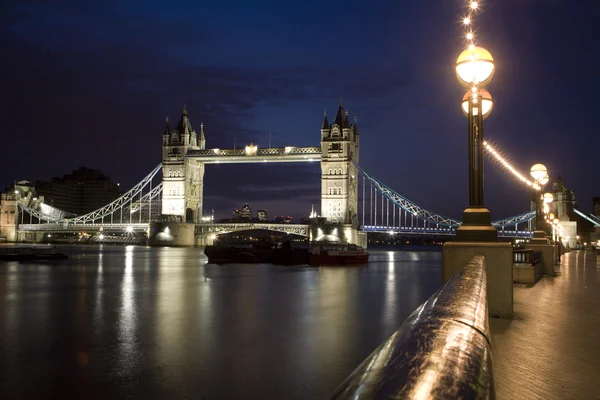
0;245;442;399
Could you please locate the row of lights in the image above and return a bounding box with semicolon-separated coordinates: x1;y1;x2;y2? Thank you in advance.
483;141;541;190
456;0;495;119
457;3;558;230
530;164;563;239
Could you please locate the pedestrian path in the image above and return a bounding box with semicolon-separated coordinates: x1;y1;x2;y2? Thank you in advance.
490;250;600;400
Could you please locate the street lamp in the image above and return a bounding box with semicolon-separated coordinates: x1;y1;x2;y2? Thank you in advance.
530;164;549;230
456;47;495;87
461;89;493;118
456;46;495;208
543;192;553;226
552;218;560;242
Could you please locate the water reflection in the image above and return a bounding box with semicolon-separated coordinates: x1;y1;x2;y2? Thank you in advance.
384;252;398;326
409;251;421;262
116;246;138;381
0;246;442;399
155;247;187;391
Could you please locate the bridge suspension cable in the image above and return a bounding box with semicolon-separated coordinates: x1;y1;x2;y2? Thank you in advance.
18;164;163;224
355;162;535;236
355;162;461;228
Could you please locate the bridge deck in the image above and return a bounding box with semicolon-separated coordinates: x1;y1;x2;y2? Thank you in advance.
490;250;600;400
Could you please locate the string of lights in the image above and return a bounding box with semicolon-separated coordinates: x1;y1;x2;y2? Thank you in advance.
483;140;541;190
460;3;541;191
462;1;481;102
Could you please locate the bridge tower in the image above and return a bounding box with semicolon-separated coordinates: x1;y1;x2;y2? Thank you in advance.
161;106;206;223
320;101;364;246
0;193;17;242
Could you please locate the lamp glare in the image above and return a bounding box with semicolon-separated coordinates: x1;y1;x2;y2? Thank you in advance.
456;47;495;87
530;164;548;181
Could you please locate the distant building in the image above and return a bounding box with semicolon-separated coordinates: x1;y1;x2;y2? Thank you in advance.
274;216;293;224
594;197;600;217
240;204;252;220
232;204;252;221
257;209;268;221
34;167;121;215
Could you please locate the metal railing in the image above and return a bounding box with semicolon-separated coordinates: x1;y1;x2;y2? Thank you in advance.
513;249;541;264
330;255;494;400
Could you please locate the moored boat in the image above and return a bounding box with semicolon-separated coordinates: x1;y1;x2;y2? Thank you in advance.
204;241;309;265
308;242;369;266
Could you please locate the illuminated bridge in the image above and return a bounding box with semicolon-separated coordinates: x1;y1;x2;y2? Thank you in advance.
4;103;549;244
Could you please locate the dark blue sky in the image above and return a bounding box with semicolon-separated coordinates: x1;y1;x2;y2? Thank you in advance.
1;0;598;221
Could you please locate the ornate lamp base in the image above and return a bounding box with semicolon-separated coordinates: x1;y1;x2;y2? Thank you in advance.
455;207;498;242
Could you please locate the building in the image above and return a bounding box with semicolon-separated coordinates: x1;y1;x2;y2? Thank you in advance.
240;204;252;220
257;209;267;221
274;216;293;224
231;204;252;221
34;167;121;215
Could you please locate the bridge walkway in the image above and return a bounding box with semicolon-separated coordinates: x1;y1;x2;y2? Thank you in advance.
490;250;600;400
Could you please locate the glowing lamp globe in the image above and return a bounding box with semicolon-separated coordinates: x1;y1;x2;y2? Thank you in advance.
456;46;495;87
462;89;493;119
544;193;554;203
530;164;548;182
548;213;555;220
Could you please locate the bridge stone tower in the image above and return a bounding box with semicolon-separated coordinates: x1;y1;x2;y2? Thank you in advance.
319;101;364;246
161;106;206;223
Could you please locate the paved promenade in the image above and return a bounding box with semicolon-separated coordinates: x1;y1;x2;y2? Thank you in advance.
491;250;600;400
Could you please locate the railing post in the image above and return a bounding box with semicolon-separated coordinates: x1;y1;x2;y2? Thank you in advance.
443;241;513;318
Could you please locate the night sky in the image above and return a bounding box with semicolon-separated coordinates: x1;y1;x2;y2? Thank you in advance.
1;0;598;221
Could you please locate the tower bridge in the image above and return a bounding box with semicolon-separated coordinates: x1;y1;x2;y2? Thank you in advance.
2;102;541;245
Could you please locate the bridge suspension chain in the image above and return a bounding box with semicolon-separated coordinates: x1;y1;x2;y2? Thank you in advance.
356;162;535;235
355;162;461;228
18;164;163;224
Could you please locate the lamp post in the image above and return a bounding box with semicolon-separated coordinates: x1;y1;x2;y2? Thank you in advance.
456;47;495;207
551;218;559;242
544;194;554;224
454;46;498;241
530;164;550;241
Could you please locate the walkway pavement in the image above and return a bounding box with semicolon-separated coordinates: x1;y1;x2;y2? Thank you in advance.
490;250;600;400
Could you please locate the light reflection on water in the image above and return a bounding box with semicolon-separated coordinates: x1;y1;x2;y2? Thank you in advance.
0;245;441;399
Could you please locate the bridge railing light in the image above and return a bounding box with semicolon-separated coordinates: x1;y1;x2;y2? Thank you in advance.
245;143;258;155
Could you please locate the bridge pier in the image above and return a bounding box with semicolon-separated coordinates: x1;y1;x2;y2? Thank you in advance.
309;218;366;248
16;231;45;243
148;221;195;247
443;207;513;318
196;234;215;247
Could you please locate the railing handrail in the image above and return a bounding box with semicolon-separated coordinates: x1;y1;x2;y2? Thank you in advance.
330;255;494;400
